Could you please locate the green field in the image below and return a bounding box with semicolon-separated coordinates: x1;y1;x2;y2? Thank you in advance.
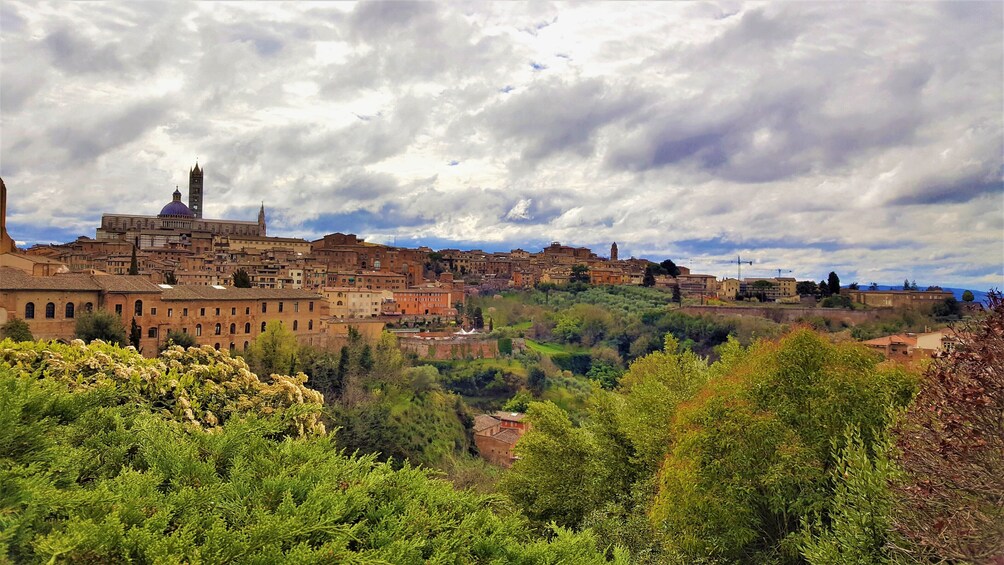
525;339;580;355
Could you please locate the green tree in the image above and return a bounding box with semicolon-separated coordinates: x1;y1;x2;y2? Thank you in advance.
869;282;879;291
129;318;142;350
660;259;681;278
819;280;832;297
473;307;484;330
232;268;253;288
501;401;605;527
961;289;975;303
128;245;139;275
164;271;178;285
0;318;33;342
164;329;196;349
642;266;656;287
828;271;841;295
903;278;910;291
570;264;591;284
74;309;127;346
246;321;299;377
528;366;547;394
847;282;859;290
797;281;818;296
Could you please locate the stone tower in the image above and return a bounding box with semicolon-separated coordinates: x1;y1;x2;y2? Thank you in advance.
188;162;203;219
1;177;16;253
610;242;618;261
257;202;267;237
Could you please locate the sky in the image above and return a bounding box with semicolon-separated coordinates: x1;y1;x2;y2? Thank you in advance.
1;1;1002;290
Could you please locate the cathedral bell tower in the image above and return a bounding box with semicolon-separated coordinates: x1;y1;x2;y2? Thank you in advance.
188;162;203;219
258;202;267;237
610;242;618;262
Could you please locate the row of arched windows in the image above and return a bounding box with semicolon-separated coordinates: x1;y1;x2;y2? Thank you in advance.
24;301;93;320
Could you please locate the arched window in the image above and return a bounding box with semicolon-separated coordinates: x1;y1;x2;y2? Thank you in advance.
293;320;298;331
229;323;236;334
45;303;55;319
337;301;343;306
85;302;93;312
65;303;75;319
214;343;220;350
25;302;35;319
244;322;251;334
261;321;266;332
134;300;143;316
229;343;235;352
196;324;202;336
214;323;221;335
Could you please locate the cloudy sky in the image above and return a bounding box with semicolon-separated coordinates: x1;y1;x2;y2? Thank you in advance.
1;2;1001;289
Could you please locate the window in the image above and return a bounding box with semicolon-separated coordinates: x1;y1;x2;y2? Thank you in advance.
24;302;34;319
229;343;235;352
215;323;221;335
244;322;251;334
231;307;236;315
215;308;220;316
115;304;123;315
168;308;173;317
85;302;93;312
134;300;143;316
214;343;220;350
261;322;266;332
293;320;298;331
200;308;206;316
151;307;157;315
244;341;249;350
183;308;189;316
278;302;284;313
65;303;75;319
196;324;202;336
148;327;158;338
294;302;299;313
309;301;314;312
337;301;343;306
308;320;313;330
46;302;55;319
262;302;267;313
182;327;188;334
229;323;236;334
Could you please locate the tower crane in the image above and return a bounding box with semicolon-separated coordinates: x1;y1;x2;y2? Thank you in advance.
775;269;793;278
730;255;753;280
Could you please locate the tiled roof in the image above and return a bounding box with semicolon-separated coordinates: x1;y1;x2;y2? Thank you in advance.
493;429;521;445
0;267;100;291
160;286;323;301
863;334;917;347
493;411;527;422
473;414;501;433
92;274;164;293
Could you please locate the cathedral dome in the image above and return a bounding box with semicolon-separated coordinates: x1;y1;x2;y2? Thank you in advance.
159;188;195;218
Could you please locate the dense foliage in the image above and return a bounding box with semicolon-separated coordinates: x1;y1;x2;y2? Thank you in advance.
0;338;625;563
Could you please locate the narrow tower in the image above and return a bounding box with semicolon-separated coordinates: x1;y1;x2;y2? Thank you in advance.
610;242;618;262
188;162;203;219
258;202;266;237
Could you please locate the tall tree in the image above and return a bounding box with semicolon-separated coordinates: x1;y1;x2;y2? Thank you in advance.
819;280;832;297
903;278;911;291
660;259;681;278
232;268;252;288
827;271;840;295
164;271;178;285
129;318;142;350
128;246;139;275
642;266;656;287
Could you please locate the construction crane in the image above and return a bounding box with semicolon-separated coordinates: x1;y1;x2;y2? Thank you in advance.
775;268;793;278
730;255;754;280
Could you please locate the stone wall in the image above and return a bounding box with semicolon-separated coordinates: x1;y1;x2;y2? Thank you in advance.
680;305;883;326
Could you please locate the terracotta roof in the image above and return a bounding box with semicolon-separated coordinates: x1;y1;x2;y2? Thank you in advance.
92;274;164;293
863;334;917;347
473;414;501;433
493;429;521;445
493;411;527;422
160;286;322;301
0;267;100;291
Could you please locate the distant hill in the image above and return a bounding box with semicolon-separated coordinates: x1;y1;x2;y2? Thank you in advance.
855;285;988;304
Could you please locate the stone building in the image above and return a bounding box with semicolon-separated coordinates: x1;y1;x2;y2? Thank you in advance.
473;411;531;468
0;267;326;356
